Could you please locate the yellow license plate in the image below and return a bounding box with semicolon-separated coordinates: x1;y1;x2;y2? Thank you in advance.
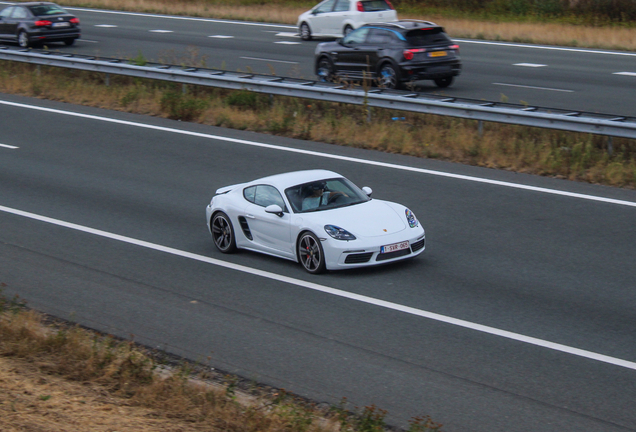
429;51;447;57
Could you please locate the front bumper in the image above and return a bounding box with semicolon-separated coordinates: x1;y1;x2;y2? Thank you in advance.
323;228;426;270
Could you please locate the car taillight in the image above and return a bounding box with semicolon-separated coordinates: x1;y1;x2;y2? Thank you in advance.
357;1;364;11
403;48;425;60
449;44;459;52
385;0;395;9
70;17;79;24
35;20;52;27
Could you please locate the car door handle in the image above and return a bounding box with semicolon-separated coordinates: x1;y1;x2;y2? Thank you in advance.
245;214;256;219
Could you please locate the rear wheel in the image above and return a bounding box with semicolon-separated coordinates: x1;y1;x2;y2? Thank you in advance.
17;31;29;48
64;38;75;46
211;212;237;253
298;232;326;274
300;22;312;41
434;77;454;88
317;57;335;82
378;63;401;89
343;25;353;36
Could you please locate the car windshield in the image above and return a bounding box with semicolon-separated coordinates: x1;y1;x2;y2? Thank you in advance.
405;28;450;46
28;4;67;16
285;177;370;213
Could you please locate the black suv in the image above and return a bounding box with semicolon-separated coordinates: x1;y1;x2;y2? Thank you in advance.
314;20;461;89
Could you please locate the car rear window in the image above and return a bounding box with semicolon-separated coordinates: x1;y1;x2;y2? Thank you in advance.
405;28;451;46
360;0;392;11
28;4;67;16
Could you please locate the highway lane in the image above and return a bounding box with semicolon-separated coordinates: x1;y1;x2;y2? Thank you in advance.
1;94;636;431
27;6;635;116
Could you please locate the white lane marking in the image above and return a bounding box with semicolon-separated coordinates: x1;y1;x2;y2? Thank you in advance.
493;82;574;92
275;41;301;45
275;32;300;38
0;143;18;149
514;63;546;67
457;39;636;57
61;6;297;29
208;35;234;39
149;29;173;33
614;72;636;76
0;99;634;209
1;203;635;371
240;56;299;64
94;24;117;28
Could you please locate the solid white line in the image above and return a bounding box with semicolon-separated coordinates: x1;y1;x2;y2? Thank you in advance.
1;99;634;208
240;56;299;64
514;63;546;67
614;72;636;76
1;203;635;371
493;82;574;92
457;39;636;57
0;143;18;149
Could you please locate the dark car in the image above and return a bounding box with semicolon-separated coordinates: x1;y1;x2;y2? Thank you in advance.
314;20;461;89
0;2;80;48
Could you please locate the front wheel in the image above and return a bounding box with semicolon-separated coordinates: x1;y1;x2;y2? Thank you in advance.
298;232;326;274
378;63;401;89
317;57;335;82
300;22;312;41
211;212;237;253
17;31;30;48
434;77;454;88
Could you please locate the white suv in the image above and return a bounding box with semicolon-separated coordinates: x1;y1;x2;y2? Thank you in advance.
298;0;397;41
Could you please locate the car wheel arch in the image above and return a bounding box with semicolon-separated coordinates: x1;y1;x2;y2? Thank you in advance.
296;230;327;274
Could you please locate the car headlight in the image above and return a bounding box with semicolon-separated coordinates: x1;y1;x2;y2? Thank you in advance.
405;209;419;228
324;225;356;240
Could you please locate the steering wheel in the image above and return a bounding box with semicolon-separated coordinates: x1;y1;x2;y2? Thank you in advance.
327;192;346;204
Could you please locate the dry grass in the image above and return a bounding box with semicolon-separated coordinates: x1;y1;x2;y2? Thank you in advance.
1;292;442;432
56;0;636;50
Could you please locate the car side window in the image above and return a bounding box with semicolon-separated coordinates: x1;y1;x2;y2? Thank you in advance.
314;0;336;14
254;185;287;211
366;28;391;44
343;27;370;44
333;0;350;12
0;7;14;18
243;186;256;203
12;7;28;19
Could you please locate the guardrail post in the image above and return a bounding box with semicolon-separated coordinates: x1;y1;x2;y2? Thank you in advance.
182;84;187;95
478;120;483;137
104;72;110;87
608;136;614;156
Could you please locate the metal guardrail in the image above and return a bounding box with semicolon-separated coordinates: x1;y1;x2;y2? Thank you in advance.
2;46;636;139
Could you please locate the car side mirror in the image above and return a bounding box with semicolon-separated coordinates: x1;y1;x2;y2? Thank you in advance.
362;187;372;197
265;204;284;217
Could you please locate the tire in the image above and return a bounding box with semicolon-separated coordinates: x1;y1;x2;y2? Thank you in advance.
300;22;312;41
17;31;30;48
343;25;353;36
434;77;454;88
378;63;401;89
298;232;326;274
211;212;237;253
64;38;75;46
317;57;335;82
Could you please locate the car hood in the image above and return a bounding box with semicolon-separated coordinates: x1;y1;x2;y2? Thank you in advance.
305;199;407;237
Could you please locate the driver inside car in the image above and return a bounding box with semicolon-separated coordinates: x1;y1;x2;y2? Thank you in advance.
302;182;348;211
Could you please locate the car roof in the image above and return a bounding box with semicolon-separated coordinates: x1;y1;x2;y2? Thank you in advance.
16;2;57;6
363;20;442;31
253;169;343;189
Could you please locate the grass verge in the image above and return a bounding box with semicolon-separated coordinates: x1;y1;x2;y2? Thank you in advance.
2;58;635;188
0;290;443;431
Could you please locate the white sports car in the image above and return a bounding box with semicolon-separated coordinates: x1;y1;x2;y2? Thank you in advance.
205;170;425;274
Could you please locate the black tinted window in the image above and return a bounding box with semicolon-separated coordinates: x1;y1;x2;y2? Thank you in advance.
360;0;392;11
28;4;67;16
366;28;393;44
405;28;451;45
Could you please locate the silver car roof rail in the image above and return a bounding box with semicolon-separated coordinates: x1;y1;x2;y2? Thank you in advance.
398;19;439;27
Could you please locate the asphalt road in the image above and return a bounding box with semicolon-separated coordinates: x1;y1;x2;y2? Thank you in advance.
21;6;635;117
1;93;636;431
